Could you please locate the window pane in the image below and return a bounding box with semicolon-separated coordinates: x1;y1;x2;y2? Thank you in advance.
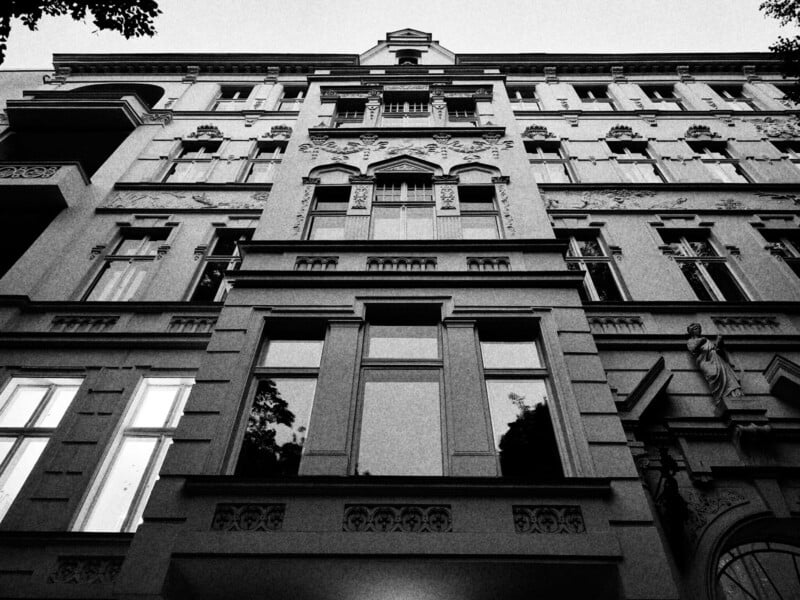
704;262;748;302
0;437;49;521
368;325;438;359
262;340;324;368
87;261;150;302
212;230;252;256
235;378;316;477
462;216;498;240
82;437;158;532
372;207;403;240
576;239;603;257
485;380;562;479
130;384;182;428
35;385;79;427
358;380;442;476
480;341;541;369
688;240;716;257
678;262;714;301
585;263;623;301
191;262;228;303
0;385;47;427
406;207;434;239
310;216;345;241
0;438;14;466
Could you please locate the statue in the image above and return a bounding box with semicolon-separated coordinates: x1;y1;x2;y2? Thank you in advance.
686;323;743;405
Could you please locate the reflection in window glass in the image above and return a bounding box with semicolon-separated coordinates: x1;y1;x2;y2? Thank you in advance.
262;340;324;368
130;385;182;428
235;378;317;477
0;438;49;520
358;380;442;475
368;325;438;359
485;379;562;479
0;386;48;427
481;341;541;369
36;385;80;428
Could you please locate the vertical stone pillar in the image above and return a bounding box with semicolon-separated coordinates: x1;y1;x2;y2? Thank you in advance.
431;87;447;127
434;175;461;240
300;318;363;475
443;319;497;477
264;81;285;111
364;89;382;127
492;175;514;238
293;177;318;239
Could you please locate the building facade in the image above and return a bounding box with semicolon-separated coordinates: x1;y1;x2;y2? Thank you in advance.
0;28;799;600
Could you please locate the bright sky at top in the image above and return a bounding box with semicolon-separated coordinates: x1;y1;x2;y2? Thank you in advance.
2;0;799;69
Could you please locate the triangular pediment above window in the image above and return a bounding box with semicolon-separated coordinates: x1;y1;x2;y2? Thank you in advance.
360;29;455;66
369;155;440;175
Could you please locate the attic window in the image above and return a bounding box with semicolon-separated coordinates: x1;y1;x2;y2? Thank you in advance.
396;50;421;66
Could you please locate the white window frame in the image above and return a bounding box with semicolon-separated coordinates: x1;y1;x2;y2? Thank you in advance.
0;377;83;523
563;235;626;301
73;377;193;532
665;234;748;301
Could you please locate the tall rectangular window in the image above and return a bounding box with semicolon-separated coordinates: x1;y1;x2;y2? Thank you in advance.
357;307;443;476
560;233;625;302
640;85;685;110
190;228;253;302
759;229;800;279
609;142;664;183
212;85;253;111
507;86;541;111
85;228;171;301
711;85;758;111
308;186;350;240
689;142;750;183
576;86;617;110
163;141;220;183
235;326;325;477
526;141;572;183
458;186;500;239
75;378;193;532
659;230;748;302
479;328;563;479
277;87;306;111
333;99;366;127
0;378;82;522
244;141;284;183
371;176;435;240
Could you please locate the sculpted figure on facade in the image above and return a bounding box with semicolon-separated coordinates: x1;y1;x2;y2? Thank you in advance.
686;322;743;404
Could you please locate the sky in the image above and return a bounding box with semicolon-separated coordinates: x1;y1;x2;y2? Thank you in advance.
1;0;799;69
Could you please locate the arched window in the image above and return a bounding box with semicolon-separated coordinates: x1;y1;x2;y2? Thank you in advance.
716;541;800;599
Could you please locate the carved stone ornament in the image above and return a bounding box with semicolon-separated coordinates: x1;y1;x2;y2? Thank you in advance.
342;504;452;533
0;165;60;179
683;489;748;544
606;124;641;139
187;124;223;139
440;185;456;209
686;322;743;406
512;505;586;534
141;112;172;126
263;125;293;139
167;316;217;333
211;503;285;531
352;185;369;209
522;124;554;139
751;116;800;139
298;136;388;161
48;557;123;584
685;124;720;139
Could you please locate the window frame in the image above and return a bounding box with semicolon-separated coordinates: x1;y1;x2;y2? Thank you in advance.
688;141;751;183
370;177;436;240
73;377;193;532
575;85;618;110
243;141;285;183
211;85;254;111
559;232;626;302
608;141;666;183
526;141;574;183
759;228;800;279
711;84;759;111
189;227;254;303
307;184;351;241
639;85;686;110
507;86;542;111
457;185;501;240
162;140;221;183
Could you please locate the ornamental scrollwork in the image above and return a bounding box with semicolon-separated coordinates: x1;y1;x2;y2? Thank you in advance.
751;116;800;139
440;185;456;209
512;505;586;534
682;489;748;544
522;124;554;139
293;183;315;237
0;165;60;179
606;124;641;139
299;136;388;160
210;503;286;531
187;124;223;138
342;504;452;533
352;185;369;209
48;557;123;584
685;124;719;139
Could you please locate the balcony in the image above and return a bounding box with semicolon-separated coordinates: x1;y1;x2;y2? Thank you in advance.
0;162;88;210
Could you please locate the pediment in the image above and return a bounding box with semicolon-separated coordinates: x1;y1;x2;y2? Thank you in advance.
386;29;432;42
360;29;455;66
369;155;440;175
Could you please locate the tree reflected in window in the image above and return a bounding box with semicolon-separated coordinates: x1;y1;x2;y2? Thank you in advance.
235;378;316;477
497;393;562;479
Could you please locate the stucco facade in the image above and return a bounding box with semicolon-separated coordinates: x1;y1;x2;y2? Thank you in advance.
0;29;798;600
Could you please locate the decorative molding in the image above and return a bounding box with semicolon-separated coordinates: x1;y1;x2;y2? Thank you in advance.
352;184;369;209
299;135;388;161
496;181;515;235
512;505;586;534
367;256;437;271
606;124;641;139
103;191;268;210
187;124;223;139
295;256;338;270
743;65;759;81
588;315;645;334
683;489;748;544
0;165;60;179
141;111;173;125
167;316;217;333
342;504;452;533
43;66;71;85
467;256;510;271
439;185;456;209
89;244;106;260
764;354;800;403
544;66;558;83
685;124;719;139
677;65;693;81
263;125;293;139
182;65;200;83
751;116;800;139
522;124;554;139
611;66;626;82
48;557;123;584
211;503;285;531
50;316;118;333
293;183;315;237
712;316;779;332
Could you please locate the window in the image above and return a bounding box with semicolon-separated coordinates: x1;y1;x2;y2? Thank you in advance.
560;233;625;302
526;141;572;183
278;86;306;111
688;142;750;183
772;140;800;173
659;230;748;301
608;142;664;183
446;98;477;123
244;141;284;183
576;86;617;110
760;229;800;279
458;186;500;239
75;378;193;532
479;327;563;479
711;85;758;111
357;306;443;476
507;86;541;111
190;228;253;302
308;186;350;240
235;327;325;477
212;85;253;111
85;228;171;301
382;93;429;115
396;50;421;66
0;378;82;522
163;141;220;183
372;176;435;240
640;85;685;110
333;98;366;127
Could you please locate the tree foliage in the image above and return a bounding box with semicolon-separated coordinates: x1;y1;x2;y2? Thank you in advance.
0;1;161;65
761;0;800;102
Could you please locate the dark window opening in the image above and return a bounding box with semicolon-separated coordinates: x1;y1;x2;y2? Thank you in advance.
190;229;253;303
396;50;421;65
0;202;62;278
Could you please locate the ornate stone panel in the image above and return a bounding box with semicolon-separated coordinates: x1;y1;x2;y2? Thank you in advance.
342;504;453;532
512;505;586;534
103;191;269;210
48;557;123;584
210;503;286;531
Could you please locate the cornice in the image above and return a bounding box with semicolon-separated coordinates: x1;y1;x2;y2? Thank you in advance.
583;300;800;313
307;126;506;138
240;239;569;253
0;295;223;313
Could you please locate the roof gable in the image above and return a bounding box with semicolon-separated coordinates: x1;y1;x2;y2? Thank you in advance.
360;29;455;66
